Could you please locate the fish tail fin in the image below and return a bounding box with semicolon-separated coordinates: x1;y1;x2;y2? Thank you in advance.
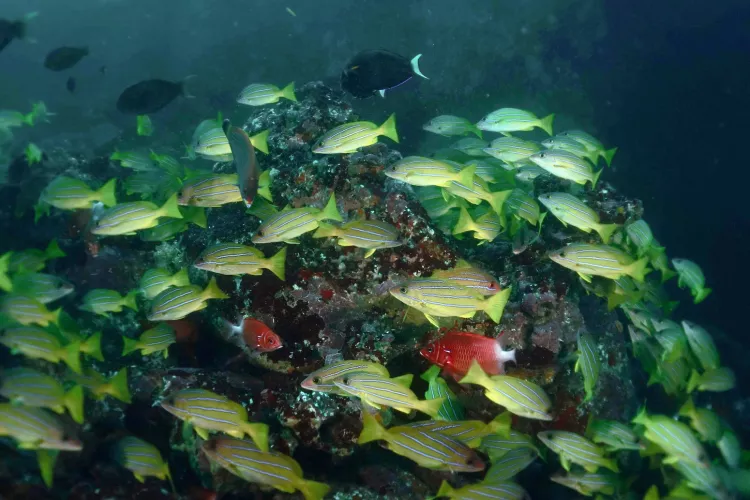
484;286;511;323
694;288;712;304
297;479;331;500
678;396;695;417
36;449;59;489
494;335;516;368
108;368;132;404
456;164;476;187
420;365;441;382
164;464;176;496
631;406;648;426
97;179;118;207
686;370;701;394
158;193;183;219
171;268;191;287
418;397;445;417
471;125;483;139
266;247;287;281
64;385;85;424
60;341;82;374
312;221;338;239
488;189;512;216
82;331;104;361
358;411;387;444
121;336;140;357
181;75;197;99
48;307;62;326
379;113;399;143
182;206;207;228
410;54;428;79
319;193;343;222
452;207;477;235
459;360;490;387
660;268;677;283
591;168;603;188
45;238;66;259
257;170;273;202
122;290;139;311
628;257;650;283
280;81;297;102
604;457;619;473
250;129;270;154
538;113;555;135
391;373;414;388
0;252;12;292
595;223;619;244
488;411;512;436
436;481;455;498
203;277;229;300
602;147;618;166
243;422;270;452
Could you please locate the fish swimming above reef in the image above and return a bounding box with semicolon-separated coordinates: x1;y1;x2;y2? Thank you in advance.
222;317;284;353
116;77;194;115
222;119;260;207
44;46;89;71
420;330;516;379
341;49;428;98
237;82;296;106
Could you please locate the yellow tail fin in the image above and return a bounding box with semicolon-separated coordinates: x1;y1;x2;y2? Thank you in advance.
64;386;85;424
182;206;207;228
36;449;59;488
453;207;477;235
378;113;399;143
312;221;338;239
265;247;287;281
319;193;343;222
60;341;82;374
107;368;132;404
488;411;512;436
45;239;66;259
280;82;297;102
0;253;11;292
203;277;229;300
418;397;446;417
171;268;191;287
436;481;455;498
595;223;619;244
158;193;183;220
459;360;490;387
244;422;270;453
358;411;387;444
121;336;141;357
628;257;650;283
250;129;270;154
391;374;414;388
538;113;555;135
257;170;273;202
97;179;117;207
122;290;139;311
484;287;511;323
297;479;331;500
81;331;104;361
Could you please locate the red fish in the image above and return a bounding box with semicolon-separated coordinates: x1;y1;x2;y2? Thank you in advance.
420;331;516;379
223;317;283;352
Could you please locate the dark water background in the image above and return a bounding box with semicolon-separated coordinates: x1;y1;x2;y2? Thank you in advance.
2;0;749;344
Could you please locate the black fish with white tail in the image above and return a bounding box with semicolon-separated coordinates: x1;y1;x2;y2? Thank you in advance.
222;119;259;207
116;77;194;115
44;47;89;71
341;49;428;98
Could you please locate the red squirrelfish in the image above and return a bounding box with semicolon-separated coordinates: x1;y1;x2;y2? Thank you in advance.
420;331;516;379
223;317;283;352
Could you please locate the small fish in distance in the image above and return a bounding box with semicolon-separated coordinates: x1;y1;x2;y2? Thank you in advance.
223;119;259;207
44;46;88;71
66;77;76;94
116;77;194;115
341;49;428;98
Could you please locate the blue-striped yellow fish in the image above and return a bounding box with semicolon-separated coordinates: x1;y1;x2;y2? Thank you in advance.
202;436;330;500
476;108;554;136
194;243;286;280
654;327;690;364
147;277;228;321
7;239;66;274
252;193;342;244
358;412;484;472
672;258;711;303
110;149;157;171
687;367;735;393
0;404;82;451
139;268;190;299
114;436;173;489
300;359;390;394
649;356;690;397
483;136;542;164
529;150;601;187
441;169;511;216
549;243;650;282
437;479;529;500
538;430;619;473
334;372;442;417
194;123;270;157
672;460;729;499
557;129;617;166
678;397;722;443
9;272;74;304
485;447;537;480
717;428;740;469
505;188;543;226
389;280;511;327
681;321;720;371
465;158;516;184
538;192;618;243
0;294;61;326
79;289;138;315
92;194;183;236
415;186;466;219
313;220;402;258
0;367;84;424
385;156;474;188
459;361;552;421
453;207;502;244
480;429;539;462
625;219;656;257
160;388;269;452
0;326;82;373
122;322;176;358
423;115;482;138
450;137;489;156
405;412;510;448
70;367;132;404
575;331;600;402
632;408;709;468
430;260;501;296
541;135;599;164
314;114;397;154
585;418;642;452
420;365;464;421
40;176;117;210
178;173;241;207
550;470;619;496
237;82;296;106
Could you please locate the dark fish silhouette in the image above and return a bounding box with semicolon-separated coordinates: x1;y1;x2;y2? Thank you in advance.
44;46;89;71
341;49;428;98
66;77;76;94
222;119;259;207
0;13;35;54
116;77;194;115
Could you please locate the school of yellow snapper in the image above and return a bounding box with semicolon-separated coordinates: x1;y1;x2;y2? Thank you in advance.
0;85;745;500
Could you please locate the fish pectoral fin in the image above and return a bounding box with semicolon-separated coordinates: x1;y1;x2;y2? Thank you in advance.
584;464;599;473
285;239;301;245
459;311;475;318
424;314;440;327
578;273;593;283
560;455;572;471
226;430;244;438
362;400;382;411
363;249;376;258
194;427;210;440
134;473;146;483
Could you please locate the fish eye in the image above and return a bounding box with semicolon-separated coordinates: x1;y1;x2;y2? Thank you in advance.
267;338;276;345
399;287;407;293
257;229;264;236
539;152;546;158
559;251;566;258
489;282;499;290
426;346;434;353
342;377;349;384
313;377;321;384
